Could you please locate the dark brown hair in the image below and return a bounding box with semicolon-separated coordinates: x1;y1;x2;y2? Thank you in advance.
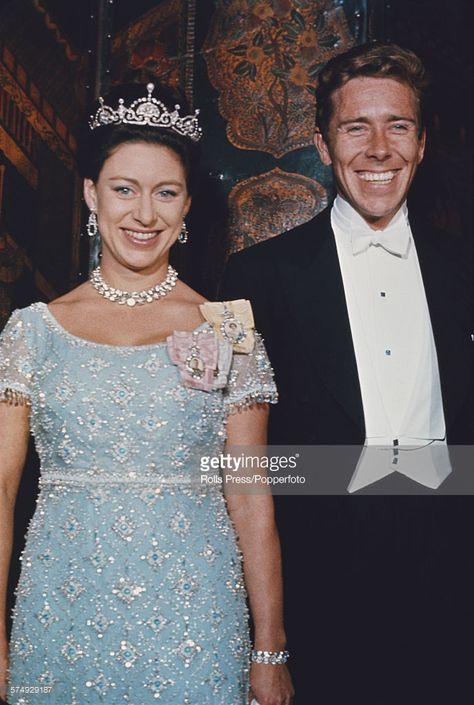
315;41;430;139
77;81;200;193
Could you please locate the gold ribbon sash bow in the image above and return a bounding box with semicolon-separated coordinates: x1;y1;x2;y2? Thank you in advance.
199;300;255;353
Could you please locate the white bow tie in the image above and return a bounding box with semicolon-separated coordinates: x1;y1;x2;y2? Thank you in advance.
351;224;410;257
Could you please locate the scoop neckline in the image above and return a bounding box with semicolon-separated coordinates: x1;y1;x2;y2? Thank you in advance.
38;302;209;351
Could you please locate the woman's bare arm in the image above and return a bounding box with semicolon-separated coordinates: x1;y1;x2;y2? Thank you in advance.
0;402;30;697
225;404;293;705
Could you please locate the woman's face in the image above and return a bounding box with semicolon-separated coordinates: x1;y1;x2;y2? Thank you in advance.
84;141;190;276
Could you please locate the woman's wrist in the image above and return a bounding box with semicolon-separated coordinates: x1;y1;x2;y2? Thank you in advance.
251;648;290;665
251;624;289;663
253;629;287;652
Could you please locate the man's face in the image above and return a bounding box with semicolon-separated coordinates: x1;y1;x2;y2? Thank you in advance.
314;76;426;229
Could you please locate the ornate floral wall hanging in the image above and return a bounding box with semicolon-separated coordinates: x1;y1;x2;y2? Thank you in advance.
204;0;355;158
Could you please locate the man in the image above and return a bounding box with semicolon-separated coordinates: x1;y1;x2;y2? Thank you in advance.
221;43;473;703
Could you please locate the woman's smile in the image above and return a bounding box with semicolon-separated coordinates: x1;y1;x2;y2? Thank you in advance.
122;228;162;246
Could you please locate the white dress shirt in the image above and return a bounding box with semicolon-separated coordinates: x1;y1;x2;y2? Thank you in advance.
331;195;447;451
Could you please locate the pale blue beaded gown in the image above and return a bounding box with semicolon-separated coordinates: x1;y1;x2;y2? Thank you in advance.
0;302;277;705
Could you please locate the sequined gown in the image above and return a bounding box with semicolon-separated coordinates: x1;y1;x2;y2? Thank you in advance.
0;303;277;705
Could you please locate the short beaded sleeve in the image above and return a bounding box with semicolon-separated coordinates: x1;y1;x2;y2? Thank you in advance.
0;309;34;405
223;332;278;412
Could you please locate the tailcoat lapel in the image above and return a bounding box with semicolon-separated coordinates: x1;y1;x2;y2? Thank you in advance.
411;216;472;435
276;208;365;433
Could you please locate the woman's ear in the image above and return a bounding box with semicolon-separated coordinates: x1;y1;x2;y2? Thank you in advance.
83;178;97;211
183;195;191;219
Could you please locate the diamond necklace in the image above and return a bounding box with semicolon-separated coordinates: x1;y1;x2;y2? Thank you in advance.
90;265;178;307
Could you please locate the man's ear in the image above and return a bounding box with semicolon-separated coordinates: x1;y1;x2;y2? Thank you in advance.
83;178;97;211
417;128;426;165
313;130;332;166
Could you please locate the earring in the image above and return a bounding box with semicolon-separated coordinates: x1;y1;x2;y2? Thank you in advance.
87;210;98;238
178;219;188;244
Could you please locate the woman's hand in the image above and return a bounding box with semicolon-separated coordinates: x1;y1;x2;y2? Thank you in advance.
249;662;294;705
0;637;9;702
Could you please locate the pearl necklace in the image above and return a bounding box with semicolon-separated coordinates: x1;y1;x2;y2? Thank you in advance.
90;265;178;307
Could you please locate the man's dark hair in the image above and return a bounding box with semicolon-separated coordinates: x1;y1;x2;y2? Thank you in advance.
315;41;430;139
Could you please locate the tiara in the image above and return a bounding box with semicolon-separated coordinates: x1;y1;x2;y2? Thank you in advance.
88;82;202;142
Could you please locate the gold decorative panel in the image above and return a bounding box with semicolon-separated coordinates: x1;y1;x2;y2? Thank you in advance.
228;167;327;251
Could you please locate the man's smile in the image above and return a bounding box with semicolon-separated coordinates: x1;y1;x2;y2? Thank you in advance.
356;170;399;183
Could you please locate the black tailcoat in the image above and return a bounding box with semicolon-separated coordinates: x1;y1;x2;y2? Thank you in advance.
220;207;473;704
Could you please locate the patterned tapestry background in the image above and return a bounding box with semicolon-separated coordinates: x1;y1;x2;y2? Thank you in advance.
199;0;365;257
204;1;354;158
111;0;187;90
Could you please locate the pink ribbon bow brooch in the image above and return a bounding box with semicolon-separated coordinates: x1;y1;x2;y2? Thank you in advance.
166;329;232;392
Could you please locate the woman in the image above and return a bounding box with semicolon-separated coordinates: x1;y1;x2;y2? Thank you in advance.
0;82;294;704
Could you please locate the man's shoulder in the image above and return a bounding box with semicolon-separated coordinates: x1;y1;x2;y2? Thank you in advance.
409;212;470;266
228;207;332;266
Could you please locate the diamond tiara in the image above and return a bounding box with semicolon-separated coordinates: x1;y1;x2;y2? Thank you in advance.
88;82;202;142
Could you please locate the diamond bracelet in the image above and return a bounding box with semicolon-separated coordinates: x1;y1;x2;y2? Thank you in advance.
251;649;290;665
